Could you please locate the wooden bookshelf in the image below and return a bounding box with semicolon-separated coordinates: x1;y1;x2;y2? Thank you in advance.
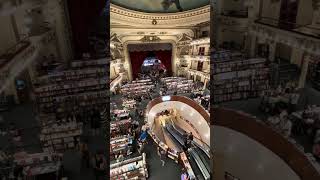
213;51;269;103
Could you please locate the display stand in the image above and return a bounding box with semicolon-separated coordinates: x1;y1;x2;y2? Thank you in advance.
180;152;196;180
40;122;82;152
110;135;133;159
161;77;194;94
121;79;154;96
122;99;136;109
110;118;132;137
148;131;179;163
14;152;62;180
110;153;148;180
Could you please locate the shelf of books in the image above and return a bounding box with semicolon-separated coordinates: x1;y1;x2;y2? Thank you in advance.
212;50;269;103
110;153;148;180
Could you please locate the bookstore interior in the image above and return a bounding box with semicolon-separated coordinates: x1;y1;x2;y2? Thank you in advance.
109;1;211;179
1;0;320;180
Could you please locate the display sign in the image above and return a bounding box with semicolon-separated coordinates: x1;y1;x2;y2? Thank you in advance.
162;96;171;101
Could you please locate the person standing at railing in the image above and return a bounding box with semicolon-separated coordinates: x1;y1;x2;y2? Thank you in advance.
188;132;193;142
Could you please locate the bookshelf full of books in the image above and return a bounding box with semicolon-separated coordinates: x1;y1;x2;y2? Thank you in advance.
33;59;108;152
212;51;269;103
110;153;148;180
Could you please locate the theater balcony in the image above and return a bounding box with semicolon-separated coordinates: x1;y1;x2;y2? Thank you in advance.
213;108;320;180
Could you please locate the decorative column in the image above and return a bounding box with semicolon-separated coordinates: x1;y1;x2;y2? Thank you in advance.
247;0;261;58
249;35;257;58
268;41;277;62
172;42;178;76
211;0;222;47
123;43;133;81
298;54;309;88
312;0;320;25
290;48;304;67
203;78;208;90
45;0;73;61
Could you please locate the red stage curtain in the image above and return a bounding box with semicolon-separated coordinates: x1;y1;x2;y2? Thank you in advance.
155;50;172;76
129;50;172;80
67;0;106;59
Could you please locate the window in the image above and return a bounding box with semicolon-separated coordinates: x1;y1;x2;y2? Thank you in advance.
198;47;205;55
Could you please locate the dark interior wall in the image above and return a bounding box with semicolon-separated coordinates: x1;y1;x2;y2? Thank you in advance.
67;0;108;59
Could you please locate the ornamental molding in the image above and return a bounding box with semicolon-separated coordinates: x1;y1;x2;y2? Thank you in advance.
250;23;320;55
110;28;195;38
219;16;249;27
110;4;210;28
140;35;161;42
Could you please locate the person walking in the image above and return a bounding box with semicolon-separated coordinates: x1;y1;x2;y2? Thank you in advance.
188;132;194;141
80;141;90;168
139;130;148;143
157;147;166;166
137;141;144;154
181;168;189;180
92;151;106;180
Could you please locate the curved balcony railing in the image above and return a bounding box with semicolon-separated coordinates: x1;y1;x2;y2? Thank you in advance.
145;95;211;154
255;17;320;39
221;10;248;18
213;107;320;180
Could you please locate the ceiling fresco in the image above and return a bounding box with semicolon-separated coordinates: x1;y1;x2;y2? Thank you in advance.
110;0;210;13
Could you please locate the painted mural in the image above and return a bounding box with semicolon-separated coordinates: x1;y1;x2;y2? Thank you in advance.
111;0;209;13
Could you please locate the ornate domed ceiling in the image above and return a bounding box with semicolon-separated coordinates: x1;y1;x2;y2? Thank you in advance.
110;0;209;13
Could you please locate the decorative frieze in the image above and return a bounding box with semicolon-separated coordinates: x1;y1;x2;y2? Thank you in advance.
140;36;161;42
250;23;320;55
219;16;249;27
110;4;210;27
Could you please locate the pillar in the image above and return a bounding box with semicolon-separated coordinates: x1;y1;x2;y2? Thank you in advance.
124;43;133;81
249;35;257;58
172;43;178;76
211;0;222;48
290;48;304;67
203;79;208;90
312;1;320;25
269;41;277;62
298;54;309;88
46;0;73;61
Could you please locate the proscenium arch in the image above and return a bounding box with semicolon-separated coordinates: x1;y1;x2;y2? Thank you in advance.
123;39;178;80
